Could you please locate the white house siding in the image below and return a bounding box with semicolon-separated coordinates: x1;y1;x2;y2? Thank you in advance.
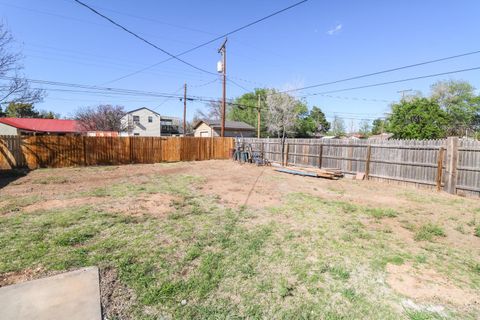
194;122;216;137
0;123;19;135
122;108;161;137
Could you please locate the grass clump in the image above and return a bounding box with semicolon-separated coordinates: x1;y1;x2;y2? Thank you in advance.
474;225;480;238
54;227;97;246
414;223;446;241
406;310;444;320
33;176;70;185
366;207;399;219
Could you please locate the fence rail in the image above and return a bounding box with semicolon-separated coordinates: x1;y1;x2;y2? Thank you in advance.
236;137;480;197
0;136;234;170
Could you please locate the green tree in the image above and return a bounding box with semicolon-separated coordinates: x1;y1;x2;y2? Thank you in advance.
0;106;5;117
229;89;268;137
387;97;448;139
293;105;331;138
4;102;58;118
430;80;480;137
37;110;58;119
5;102;38;118
309;106;330;135
293;102;312;138
371;118;387;135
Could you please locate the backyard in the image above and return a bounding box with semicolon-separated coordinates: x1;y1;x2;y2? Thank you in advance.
0;160;479;319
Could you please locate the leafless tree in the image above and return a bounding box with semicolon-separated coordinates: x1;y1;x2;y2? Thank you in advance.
75;105;127;131
265;90;299;160
193;100;223;121
0;23;44;107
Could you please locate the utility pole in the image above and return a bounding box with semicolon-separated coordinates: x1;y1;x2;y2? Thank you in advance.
183;82;187;136
257;95;261;138
218;38;227;137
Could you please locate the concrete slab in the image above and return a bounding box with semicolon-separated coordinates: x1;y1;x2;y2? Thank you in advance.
0;267;101;320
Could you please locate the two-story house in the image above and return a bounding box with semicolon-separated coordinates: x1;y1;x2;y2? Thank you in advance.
121;107;181;137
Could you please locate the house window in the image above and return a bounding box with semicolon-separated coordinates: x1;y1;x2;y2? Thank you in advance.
133;115;140;122
134;133;140;136
148;116;153;123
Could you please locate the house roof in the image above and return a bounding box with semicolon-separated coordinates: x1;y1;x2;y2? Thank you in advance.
126;107;160;116
0;118;82;133
194;120;255;131
368;133;394;140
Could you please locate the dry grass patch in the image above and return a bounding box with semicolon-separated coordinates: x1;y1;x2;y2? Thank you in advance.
1;161;479;319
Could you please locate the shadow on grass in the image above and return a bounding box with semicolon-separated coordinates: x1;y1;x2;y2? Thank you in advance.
0;168;29;189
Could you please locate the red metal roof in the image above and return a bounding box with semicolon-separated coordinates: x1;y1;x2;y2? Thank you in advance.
0;118;83;133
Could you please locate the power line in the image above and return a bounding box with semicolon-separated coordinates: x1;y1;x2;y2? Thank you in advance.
1;75;253;108
316;94;393;103
300;66;480;97
282;50;480;94
151;86;185;111
100;0;309;85
73;0;217;76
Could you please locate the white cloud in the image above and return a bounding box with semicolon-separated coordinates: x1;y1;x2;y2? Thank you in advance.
327;23;342;35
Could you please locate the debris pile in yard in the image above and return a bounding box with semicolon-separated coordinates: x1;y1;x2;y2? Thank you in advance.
275;166;343;180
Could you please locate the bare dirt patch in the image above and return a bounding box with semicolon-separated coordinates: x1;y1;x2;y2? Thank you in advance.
101;193;177;217
0;267;61;288
386;263;479;307
100;268;136;320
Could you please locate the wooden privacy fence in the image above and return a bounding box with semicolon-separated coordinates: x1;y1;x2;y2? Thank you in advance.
236;137;480;197
0;136;234;169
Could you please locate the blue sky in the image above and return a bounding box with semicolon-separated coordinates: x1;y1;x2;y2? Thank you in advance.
1;0;480;129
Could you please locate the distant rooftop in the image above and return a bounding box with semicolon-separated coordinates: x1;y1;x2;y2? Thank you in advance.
0;118;82;133
194;120;255;131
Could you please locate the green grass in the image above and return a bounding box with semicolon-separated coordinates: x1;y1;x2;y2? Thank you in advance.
1;180;479;319
0;195;42;215
474;225;480;238
414;223;446;241
406;310;445;320
32;176;71;185
366;207;399;219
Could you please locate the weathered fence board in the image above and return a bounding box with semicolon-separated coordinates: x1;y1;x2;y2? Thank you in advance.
236;137;480;197
0;136;234;170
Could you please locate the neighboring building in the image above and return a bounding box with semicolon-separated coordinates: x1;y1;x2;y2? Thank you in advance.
368;133;394;140
121;107;181;137
86;131;119;137
0;118;83;136
193;120;255;137
347;133;367;140
160;115;182;136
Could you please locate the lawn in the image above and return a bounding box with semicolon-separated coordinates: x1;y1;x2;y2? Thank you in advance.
0;160;479;319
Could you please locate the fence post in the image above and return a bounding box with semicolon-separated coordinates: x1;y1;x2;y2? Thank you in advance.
129;137;133;163
284;143;290;167
347;144;353;172
83;136;87;166
444;137;459;194
365;145;372;179
318;144;323;168
436;147;445;191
